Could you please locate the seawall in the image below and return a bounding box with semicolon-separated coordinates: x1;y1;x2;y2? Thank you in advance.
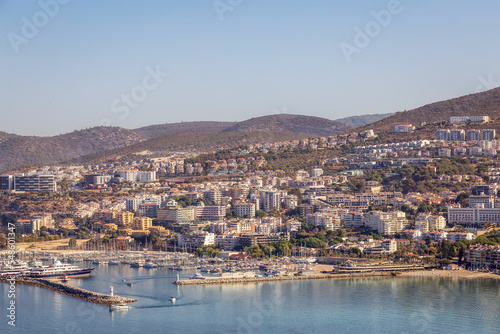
0;276;136;305
174;272;398;285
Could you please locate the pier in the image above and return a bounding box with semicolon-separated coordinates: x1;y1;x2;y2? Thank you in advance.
0;276;136;305
174;271;399;285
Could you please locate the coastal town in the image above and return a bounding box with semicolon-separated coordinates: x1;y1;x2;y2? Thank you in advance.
1;116;500;277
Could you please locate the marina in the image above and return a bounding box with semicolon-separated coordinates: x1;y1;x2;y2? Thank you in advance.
2;260;499;333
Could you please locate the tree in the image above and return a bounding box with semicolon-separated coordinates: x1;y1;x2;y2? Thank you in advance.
256;210;267;218
338;228;347;238
68;238;77;248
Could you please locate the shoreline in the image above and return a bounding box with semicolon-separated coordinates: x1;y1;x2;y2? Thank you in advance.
0;276;137;305
398;269;500;280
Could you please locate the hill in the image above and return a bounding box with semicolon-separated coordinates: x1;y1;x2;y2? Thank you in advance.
134;121;236;139
69;131;311;164
358;87;500;131
222;114;350;136
334;113;394;128
0;127;143;172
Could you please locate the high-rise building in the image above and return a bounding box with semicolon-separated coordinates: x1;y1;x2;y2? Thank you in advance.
481;129;496;141
466;130;481;142
261;190;280;212
450;129;465;141
436;130;450;141
1;175;14;190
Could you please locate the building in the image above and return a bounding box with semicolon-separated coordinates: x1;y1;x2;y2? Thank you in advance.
344;212;364;229
450;129;465;141
157;207;196;222
132;217;153;230
448;206;500;226
364;210;409;235
438;149;452;157
138;203;158;218
116;211;135;227
13;175;56;192
204;190;222;205
119;169;138;182
310;168;324;177
30;214;55;233
234;202;256;218
178;232;216;248
1;175;14;190
466;130;481;142
261;190;280;212
138;171;157;182
436;130;450;141
450;116;490;123
481;129;496;141
465;245;500;269
395;124;415;132
469;195;494;209
196;205;226;221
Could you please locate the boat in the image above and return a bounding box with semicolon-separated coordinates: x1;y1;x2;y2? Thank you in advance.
126;280;133;286
190;273;204;280
108;261;119;265
110;302;131;310
130;261;145;268
143;262;158;269
0;262;31;276
170;296;176;303
27;260;94;278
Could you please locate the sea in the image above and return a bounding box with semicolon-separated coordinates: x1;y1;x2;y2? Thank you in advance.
2;263;500;334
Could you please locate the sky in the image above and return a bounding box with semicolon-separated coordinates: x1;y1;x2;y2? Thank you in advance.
1;0;500;136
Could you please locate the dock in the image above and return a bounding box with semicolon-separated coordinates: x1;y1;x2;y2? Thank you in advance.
174;271;399;285
0;276;136;305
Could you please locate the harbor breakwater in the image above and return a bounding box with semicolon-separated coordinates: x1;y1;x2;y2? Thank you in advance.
174;271;398;285
0;276;137;305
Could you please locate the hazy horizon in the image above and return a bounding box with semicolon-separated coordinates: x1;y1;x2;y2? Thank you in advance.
2;0;500;136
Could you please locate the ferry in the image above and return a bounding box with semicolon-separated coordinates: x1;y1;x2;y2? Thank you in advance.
27;260;94;278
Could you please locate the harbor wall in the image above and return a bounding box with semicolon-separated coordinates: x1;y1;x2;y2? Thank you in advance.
0;276;136;305
174;272;398;285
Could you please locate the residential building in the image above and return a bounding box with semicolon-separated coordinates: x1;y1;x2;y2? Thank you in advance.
234;202;256;218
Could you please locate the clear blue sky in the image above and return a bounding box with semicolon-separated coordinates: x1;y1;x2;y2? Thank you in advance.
1;0;500;136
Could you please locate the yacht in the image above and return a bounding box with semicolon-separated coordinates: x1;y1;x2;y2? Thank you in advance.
110;302;131;310
0;262;31;276
190;273;204;279
27;260;94;278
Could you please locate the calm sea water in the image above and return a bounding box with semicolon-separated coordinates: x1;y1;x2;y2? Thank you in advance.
2;263;500;334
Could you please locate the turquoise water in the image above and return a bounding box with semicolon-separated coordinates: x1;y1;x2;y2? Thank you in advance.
2;264;500;333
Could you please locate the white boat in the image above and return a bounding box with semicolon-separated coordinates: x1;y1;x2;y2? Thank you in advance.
110;302;131;310
190;273;204;279
27;260;94;278
143;262;158;269
170;296;176;303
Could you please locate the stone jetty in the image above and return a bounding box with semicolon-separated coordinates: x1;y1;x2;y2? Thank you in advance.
0;276;136;305
174;272;397;285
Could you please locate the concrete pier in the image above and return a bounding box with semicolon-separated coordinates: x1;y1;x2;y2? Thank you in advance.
174;272;398;285
0;276;136;305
